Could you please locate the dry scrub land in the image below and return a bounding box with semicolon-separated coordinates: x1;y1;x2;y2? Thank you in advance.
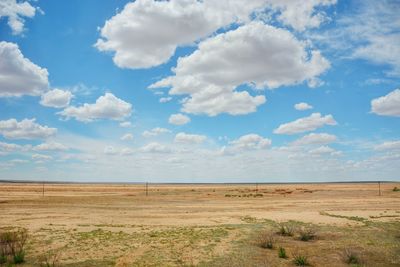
1;182;400;266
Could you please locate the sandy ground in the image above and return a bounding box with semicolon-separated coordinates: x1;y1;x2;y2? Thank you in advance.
1;182;400;266
1;182;399;230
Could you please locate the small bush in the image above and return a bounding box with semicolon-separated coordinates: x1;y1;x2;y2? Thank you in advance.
258;231;275;249
13;250;25;264
277;222;296;236
393;187;400;192
39;251;61;267
0;228;28;265
278;247;287;259
342;247;363;265
298;227;317;241
0;254;6;264
293;254;310;266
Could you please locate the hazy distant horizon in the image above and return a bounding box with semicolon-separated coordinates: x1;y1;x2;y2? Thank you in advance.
1;178;398;185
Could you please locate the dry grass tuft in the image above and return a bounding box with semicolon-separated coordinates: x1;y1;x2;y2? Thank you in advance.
39;250;61;267
277;222;296;237
257;231;275;249
341;247;365;265
298;226;317;241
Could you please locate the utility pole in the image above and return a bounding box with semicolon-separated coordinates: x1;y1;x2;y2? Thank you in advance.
145;182;148;196
42;182;44;197
378;181;381;196
256;182;258;192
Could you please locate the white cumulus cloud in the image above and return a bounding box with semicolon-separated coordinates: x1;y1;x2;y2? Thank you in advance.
95;0;267;69
371;89;400;117
151;22;329;116
9;159;29;164
33;142;68;151
230;134;271;150
119;121;132;128
32;153;52;161
0;41;49;97
104;146;117;155
0;141;22;152
59;93;132;122
309;145;340;156
174;132;206;144
375;140;400;151
142;127;171;138
140;142;171;153
159;97;172;103
40;89;73;108
0;0;36;35
120;133;133;141
168;113;190;125
267;0;337;32
95;0;336;70
294;102;313;111
0;118;57;140
120;147;134;155
274;113;337;135
292;133;337;146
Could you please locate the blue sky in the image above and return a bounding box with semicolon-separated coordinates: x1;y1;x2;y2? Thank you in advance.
0;0;399;182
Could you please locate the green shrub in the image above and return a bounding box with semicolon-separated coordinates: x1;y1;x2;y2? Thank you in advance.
278;247;287;259
393;187;400;192
13;250;25;264
0;254;7;264
347;255;359;264
293;254;309;266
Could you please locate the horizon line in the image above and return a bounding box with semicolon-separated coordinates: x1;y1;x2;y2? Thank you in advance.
0;179;399;185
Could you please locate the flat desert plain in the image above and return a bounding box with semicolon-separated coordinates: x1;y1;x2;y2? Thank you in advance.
1;182;400;266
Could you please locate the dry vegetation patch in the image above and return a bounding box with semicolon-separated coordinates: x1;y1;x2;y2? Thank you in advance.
0;227;28;265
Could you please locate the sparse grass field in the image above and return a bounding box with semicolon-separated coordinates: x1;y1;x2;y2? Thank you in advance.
0;182;400;266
